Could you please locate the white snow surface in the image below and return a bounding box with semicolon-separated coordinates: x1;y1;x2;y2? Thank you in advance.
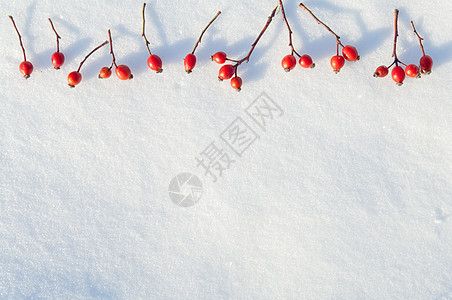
1;0;452;299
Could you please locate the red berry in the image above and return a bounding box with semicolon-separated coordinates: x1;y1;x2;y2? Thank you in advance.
230;76;242;91
405;64;420;78
51;52;65;69
330;55;345;73
218;64;235;81
184;53;197;73
19;61;33;78
147;54;163;73
99;67;112;79
299;54;315;68
391;66;405;86
67;71;82;87
211;51;227;64
419;55;433;74
342;45;359;61
115;65;133;80
281;54;297;72
373;65;389;78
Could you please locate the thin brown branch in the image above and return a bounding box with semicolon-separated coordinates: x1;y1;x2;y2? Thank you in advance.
48;18;61;52
77;40;109;72
108;29;118;68
9;15;27;61
279;0;301;57
192;11;221;54
410;20;426;56
142;3;152;56
298;2;343;51
233;5;278;70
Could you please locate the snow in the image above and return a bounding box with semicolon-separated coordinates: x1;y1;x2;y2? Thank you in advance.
1;0;452;298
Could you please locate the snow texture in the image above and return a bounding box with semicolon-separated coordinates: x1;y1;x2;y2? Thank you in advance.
1;0;452;299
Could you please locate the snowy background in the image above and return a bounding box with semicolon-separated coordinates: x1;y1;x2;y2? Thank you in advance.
1;0;452;299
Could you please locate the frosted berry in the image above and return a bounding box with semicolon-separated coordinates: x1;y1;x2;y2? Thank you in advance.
391;66;405;86
99;67;112;79
184;54;197;73
51;52;65;69
299;55;315;68
211;51;227;64
67;71;82;87
230;76;242;91
405;64;420;78
330;55;345;73
281;55;297;72
115;65;133;80
218;64;235;81
147;54;163;73
19;61;33;78
419;55;433;74
342;45;359;61
373;65;389;78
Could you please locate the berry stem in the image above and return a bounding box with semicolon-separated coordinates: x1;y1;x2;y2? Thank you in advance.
76;40;109;72
232;5;278;71
298;3;344;50
8;15;27;61
410;20;426;56
279;0;301;57
48;18;61;52
142;2;153;56
191;11;221;55
107;29;118;68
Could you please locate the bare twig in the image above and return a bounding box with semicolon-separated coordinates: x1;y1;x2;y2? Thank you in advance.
48;18;61;52
9;15;27;61
232;5;278;72
142;3;153;56
279;0;301;57
108;29;118;68
77;41;109;72
410;21;426;56
298;3;343;53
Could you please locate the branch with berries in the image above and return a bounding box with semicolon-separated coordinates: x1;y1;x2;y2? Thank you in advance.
374;9;433;86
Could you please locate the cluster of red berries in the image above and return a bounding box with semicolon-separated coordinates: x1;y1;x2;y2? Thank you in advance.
7;4;433;91
374;9;433;86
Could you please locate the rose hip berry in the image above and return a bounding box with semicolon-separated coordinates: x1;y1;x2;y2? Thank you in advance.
405;64;420;78
299;55;315;68
211;51;227;64
330;55;345;73
67;71;82;87
391;66;406;86
373;65;389;78
99;67;112;79
342;45;359;61
281;54;297;72
230;76;243;91
19;61;34;78
218;64;235;81
115;65;133;80
419;55;433;74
